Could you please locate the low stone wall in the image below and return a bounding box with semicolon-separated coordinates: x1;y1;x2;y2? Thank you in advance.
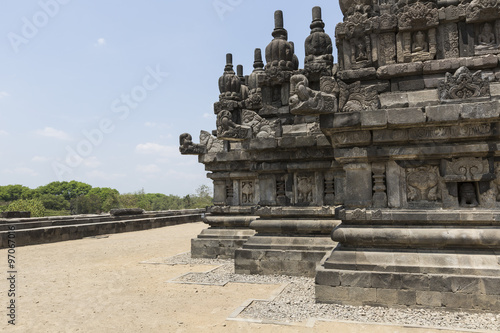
0;210;205;248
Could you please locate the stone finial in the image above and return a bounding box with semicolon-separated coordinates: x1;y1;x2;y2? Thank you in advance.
272;10;288;39
310;6;325;33
224;53;235;74
253;48;264;70
219;53;242;99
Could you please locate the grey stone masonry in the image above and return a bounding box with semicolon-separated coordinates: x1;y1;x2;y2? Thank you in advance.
179;1;500;312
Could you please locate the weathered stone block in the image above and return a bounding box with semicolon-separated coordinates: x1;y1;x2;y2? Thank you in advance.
333;112;361;128
379;92;409;109
387;108;425;125
371;273;402;289
461;102;500;120
397;290;416;306
339;271;372;288
425;104;461;122
315;285;350;303
376;288;398;305
338;68;377;81
377;62;424;79
349;287;377;304
407;90;439;107
360;110;388;127
416;291;442;307
490;83;500;97
315;270;340;287
395;77;425;91
483;277;500;296
401;274;430;291
442;292;472;310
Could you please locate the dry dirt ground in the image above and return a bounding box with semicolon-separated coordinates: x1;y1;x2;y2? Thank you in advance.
0;222;486;332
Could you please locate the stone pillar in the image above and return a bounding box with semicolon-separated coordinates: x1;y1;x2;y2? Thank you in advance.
344;163;372;208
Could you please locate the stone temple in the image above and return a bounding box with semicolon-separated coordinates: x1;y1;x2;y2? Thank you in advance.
180;0;500;311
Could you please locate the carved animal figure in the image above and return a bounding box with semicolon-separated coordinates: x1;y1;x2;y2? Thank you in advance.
297;177;313;203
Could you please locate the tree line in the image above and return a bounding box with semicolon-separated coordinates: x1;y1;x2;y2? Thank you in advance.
0;181;213;217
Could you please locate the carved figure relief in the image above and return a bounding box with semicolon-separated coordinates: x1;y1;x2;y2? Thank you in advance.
412;31;429;53
439;67;490;101
475;21;499;55
241;110;279;139
407;166;440;202
216;110;251;141
338;81;380;112
378;33;397;65
439;23;460;59
199;131;224;154
296;175;314;204
289;74;337;115
459;183;479;207
241;181;254;205
179;133;206;155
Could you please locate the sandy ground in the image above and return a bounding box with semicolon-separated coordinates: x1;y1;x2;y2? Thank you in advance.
0;222;479;333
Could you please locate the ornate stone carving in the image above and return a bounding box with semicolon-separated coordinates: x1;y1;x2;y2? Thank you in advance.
265;11;296;72
304;7;334;79
289;75;338;115
459;182;479;207
324;172;335;205
226;183;234;206
407;166;440;202
241;181;254;205
439;67;490;101
338;81;380;112
199;131;224;154
332;131;372;146
494;163;500;201
398;2;439;31
179;133;206;155
297;175;314;204
467;0;500;23
241;110;280;139
438;22;460;59
372;163;388;208
443;157;492;182
216;110;251;141
378;33;397;66
219;54;245;101
276;176;287;206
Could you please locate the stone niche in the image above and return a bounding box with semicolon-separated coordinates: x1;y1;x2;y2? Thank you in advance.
396;2;439;63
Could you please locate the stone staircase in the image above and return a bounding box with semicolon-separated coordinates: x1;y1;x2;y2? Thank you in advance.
0;209;205;248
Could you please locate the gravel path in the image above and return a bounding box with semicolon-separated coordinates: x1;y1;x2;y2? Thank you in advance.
165;253;500;332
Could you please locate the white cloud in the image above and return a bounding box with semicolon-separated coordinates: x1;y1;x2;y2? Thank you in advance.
144;122;171;129
4;167;38;177
0;92;9;99
86;170;125;180
136;164;161;174
203;113;213;119
135;143;178;157
95;38;106;47
32;156;50;163
0;130;8;136
36;127;72;141
83;156;101;168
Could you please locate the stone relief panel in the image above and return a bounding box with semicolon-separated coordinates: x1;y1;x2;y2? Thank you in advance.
217;110;251;141
439;67;491;101
406;166;440;202
240;181;254;205
241;110;280;139
199;131;224;154
466;0;500;23
377;33;397;66
289;75;338;115
338;81;380;112
443;157;492;182
438;22;460;59
296;174;315;205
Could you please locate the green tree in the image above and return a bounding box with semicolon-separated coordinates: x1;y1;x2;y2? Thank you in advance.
35;181;92;201
0;185;33;201
38;194;70;210
6;199;46;217
70;194;101;215
87;187;120;212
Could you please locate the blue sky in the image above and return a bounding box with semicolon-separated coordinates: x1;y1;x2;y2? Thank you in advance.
0;0;342;196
